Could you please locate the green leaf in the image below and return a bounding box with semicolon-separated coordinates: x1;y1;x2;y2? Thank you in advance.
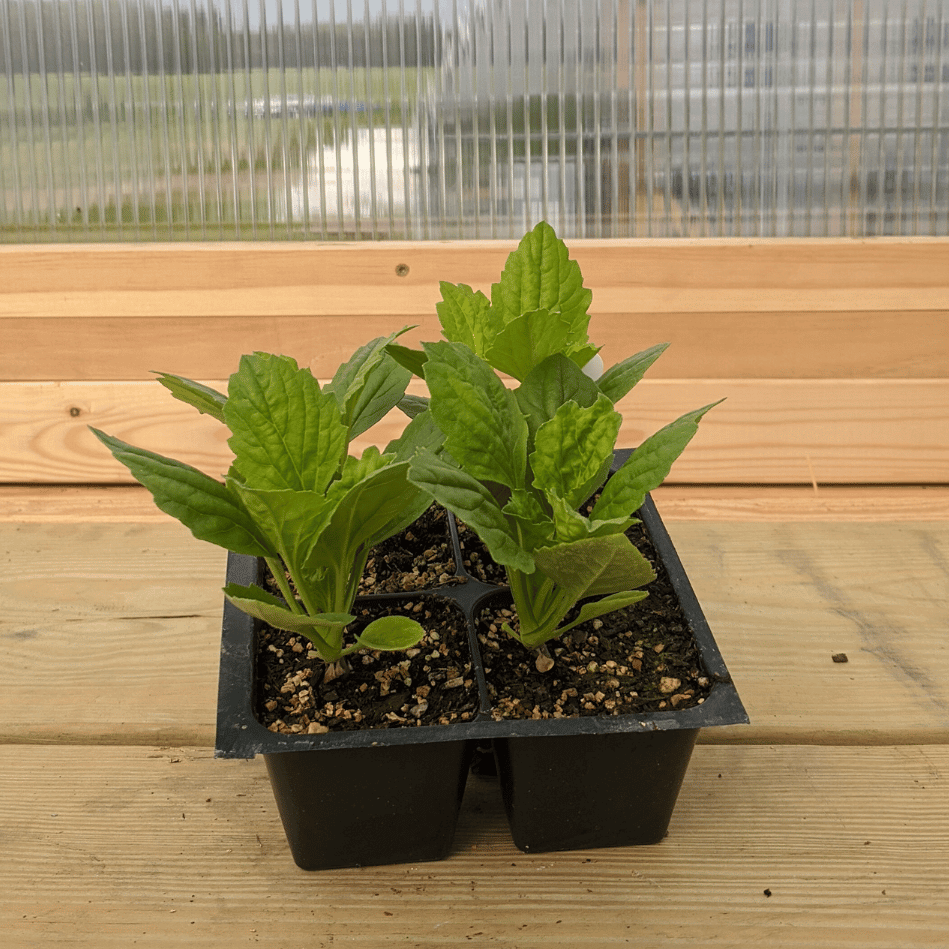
408;448;533;573
491;221;592;346
423;341;529;490
515;353;602;444
558;590;651;634
386;343;428;379
312;460;429;567
534;533;655;601
222;582;350;657
153;373;227;422
482;308;578;381
531;394;621;510
225;353;347;494
348;615;426;653
396;393;430;419
90;428;275;557
435;282;497;354
385;410;445;463
597;343;670;404
327;329;413;438
502;488;556;551
593;400;724;521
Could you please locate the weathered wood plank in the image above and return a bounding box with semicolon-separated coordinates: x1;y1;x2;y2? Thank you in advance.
1;520;946;745
3;378;947;484
2;484;948;524
7;310;947;382
1;744;947;947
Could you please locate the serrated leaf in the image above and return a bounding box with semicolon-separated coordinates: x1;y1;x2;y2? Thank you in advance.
482;308;577;381
515;353;602;444
153;373;227;422
385;410;445;463
597;343;670;404
349;615;426;653
90;428;275;557
531;394;621;509
593;400;724;521
408;448;533;573
534;533;655;601
326;329;413;438
423;341;528;490
435;282;497;354
491;221;592;345
225;353;347;494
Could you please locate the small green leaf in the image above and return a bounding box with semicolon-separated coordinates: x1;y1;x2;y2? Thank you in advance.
436;282;497;354
531;394;621;509
395;393;430;418
90;428;275;557
596;343;670;404
222;582;352;657
491;221;592;346
153;373;227;422
348;615;426;653
327;329;413;438
386;343;428;379
515;353;601;443
502;488;556;551
557;590;651;635
593;400;724;521
423;341;529;490
386;410;445;463
408;448;533;573
225;353;347;494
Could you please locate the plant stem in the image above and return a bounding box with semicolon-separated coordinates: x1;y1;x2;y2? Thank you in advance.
266;557;305;615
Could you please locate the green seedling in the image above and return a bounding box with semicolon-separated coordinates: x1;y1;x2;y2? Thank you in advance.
392;222;722;652
91;331;442;668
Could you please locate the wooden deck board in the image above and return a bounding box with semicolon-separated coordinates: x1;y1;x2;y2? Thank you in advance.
3;378;948;484
2;518;946;746
2;744;947;948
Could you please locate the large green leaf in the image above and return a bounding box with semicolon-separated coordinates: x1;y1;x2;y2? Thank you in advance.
531;394;621;510
533;532;656;601
423;341;529;490
593;400;724;521
153;373;227;422
225;353;347;494
491;221;592;345
90;428;276;557
408;448;533;573
596;343;670;404
482;308;578;381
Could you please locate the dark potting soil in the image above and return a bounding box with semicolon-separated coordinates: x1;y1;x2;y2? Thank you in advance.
253;501;711;734
476;520;713;721
255;595;480;733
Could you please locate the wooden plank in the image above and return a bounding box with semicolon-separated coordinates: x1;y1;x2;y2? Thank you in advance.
2;378;947;484
3;238;947;314
3;484;949;524
1;744;947;947
6;310;947;382
1;520;946;745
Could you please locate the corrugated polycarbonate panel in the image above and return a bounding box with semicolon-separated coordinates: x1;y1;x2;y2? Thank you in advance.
1;0;947;241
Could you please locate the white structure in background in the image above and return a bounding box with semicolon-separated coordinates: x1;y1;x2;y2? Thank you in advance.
284;128;422;234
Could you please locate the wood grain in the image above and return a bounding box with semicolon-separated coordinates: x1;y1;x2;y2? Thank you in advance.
3;378;947;484
2;484;948;523
7;310;947;382
2;519;946;745
1;744;947;947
